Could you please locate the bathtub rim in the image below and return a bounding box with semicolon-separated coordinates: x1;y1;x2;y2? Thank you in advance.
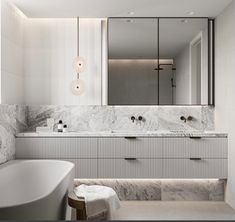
0;159;75;209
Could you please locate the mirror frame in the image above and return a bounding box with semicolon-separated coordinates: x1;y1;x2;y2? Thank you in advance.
107;17;215;106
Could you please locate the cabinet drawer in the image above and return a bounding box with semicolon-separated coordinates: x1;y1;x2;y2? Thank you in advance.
163;159;227;179
63;159;98;178
98;138;163;158
163;138;227;158
16;138;98;159
98;159;163;178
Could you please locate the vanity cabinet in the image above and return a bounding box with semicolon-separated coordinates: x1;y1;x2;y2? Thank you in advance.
16;136;228;179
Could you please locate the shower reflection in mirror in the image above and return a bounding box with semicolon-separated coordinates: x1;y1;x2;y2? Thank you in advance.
108;18;214;106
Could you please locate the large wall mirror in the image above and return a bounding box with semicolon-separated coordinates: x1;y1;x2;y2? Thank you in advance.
108;18;214;105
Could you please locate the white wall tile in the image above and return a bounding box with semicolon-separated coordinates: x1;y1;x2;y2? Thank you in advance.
1;36;23;75
1;0;25;104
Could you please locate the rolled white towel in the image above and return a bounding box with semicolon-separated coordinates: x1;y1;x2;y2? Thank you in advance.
74;184;120;220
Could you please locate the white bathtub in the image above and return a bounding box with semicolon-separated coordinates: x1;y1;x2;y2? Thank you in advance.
0;160;74;220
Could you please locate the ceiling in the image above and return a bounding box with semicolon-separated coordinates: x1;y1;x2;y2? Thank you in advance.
9;0;232;18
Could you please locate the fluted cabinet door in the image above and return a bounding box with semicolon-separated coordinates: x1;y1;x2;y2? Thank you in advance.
98;138;163;158
16;138;98;159
163;159;228;179
98;159;163;178
162;138;227;158
63;159;98;178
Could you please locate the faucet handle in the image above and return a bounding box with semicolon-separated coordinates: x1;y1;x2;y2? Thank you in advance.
138;116;143;121
180;116;186;122
187;116;193;121
131;116;136;123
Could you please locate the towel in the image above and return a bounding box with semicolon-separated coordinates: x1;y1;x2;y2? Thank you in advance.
74;184;121;220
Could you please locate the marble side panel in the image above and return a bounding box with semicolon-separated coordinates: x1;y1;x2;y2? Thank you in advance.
208;179;225;201
74;179;161;201
0;105;17;164
74;179;224;201
161;180;225;201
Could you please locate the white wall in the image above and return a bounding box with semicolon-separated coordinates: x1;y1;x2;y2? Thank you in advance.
174;28;208;105
1;0;25;104
174;45;190;104
1;1;103;105
215;0;235;209
24;18;102;105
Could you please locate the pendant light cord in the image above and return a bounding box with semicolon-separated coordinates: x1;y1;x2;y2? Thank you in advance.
77;16;79;57
77;16;80;79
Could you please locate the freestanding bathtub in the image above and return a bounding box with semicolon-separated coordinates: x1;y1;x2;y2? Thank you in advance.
0;160;74;220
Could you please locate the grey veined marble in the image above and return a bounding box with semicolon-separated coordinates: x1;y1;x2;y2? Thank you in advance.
74;179;161;201
74;179;225;201
0;104;27;165
25;105;215;132
0;105;16;164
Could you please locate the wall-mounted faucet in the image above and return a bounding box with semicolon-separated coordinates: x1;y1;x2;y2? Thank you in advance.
180;116;193;123
131;116;144;123
131;116;136;123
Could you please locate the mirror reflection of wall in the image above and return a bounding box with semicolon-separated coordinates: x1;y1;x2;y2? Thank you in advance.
159;18;208;105
108;18;211;106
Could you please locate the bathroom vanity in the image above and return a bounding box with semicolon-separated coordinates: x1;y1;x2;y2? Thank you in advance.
16;132;228;179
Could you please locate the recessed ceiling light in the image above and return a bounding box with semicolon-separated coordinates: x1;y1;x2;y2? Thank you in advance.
187;11;195;16
128;11;135;15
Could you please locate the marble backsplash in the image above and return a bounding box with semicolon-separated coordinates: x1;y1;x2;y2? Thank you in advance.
25;105;214;132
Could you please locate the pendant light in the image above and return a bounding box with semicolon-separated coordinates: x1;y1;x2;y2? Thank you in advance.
71;16;86;95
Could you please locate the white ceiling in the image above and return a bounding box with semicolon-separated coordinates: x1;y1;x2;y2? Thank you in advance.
9;0;232;18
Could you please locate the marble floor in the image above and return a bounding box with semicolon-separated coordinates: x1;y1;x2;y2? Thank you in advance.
112;201;235;220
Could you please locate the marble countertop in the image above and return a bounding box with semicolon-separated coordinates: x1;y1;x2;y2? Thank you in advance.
16;131;228;138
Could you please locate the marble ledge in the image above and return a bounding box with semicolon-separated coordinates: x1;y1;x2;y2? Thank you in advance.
16;131;228;138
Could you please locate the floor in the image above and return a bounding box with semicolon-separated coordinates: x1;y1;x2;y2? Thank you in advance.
111;201;235;220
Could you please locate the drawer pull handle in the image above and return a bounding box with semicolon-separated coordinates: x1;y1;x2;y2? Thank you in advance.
124;137;137;139
124;158;137;161
189;136;202;139
190;158;202;161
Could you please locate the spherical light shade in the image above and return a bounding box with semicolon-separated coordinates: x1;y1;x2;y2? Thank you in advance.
70;79;85;95
73;56;86;73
